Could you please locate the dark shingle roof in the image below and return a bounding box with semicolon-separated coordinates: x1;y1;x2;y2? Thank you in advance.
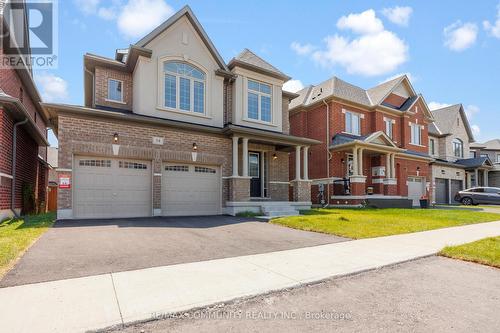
331;133;369;146
455;157;491;168
229;49;289;80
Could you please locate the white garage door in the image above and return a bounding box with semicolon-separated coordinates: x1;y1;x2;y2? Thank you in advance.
408;177;425;206
162;163;221;216
74;157;152;219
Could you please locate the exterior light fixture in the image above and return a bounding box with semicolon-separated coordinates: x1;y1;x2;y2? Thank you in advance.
273;153;278;160
192;143;198;151
113;133;119;143
192;143;198;162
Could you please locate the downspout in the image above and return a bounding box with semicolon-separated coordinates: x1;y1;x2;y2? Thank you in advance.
11;118;29;217
322;100;331;207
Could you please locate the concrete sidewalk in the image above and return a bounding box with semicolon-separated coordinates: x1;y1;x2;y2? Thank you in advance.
1;221;500;333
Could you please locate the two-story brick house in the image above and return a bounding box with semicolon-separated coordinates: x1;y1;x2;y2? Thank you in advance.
43;6;318;219
427;104;492;204
289;75;434;206
0;0;50;220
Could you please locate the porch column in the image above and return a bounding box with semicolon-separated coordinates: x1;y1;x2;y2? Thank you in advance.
358;148;364;176
484;170;489;187
352;147;359;176
232;136;239;177
386;154;391;178
475;169;479;187
242;138;249;177
303;146;309;180
390;153;396;179
295;146;302;180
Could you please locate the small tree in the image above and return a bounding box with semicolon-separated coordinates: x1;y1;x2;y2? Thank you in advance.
21;182;36;215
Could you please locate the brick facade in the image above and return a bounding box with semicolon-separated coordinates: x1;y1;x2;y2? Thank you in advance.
94;66;133;111
0;46;48;215
56;114;293;215
289;87;433;205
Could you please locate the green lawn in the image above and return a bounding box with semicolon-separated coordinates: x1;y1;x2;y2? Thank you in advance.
440;237;500;268
272;208;500;239
0;213;55;277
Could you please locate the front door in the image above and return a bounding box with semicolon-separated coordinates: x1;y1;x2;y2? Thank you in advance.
249;152;261;197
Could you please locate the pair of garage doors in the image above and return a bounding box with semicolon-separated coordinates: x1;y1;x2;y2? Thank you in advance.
73;157;220;219
435;178;463;204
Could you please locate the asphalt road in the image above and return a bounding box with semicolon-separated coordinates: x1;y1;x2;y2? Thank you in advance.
110;256;500;333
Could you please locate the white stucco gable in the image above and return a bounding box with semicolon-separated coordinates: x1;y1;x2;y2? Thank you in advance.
132;7;227;127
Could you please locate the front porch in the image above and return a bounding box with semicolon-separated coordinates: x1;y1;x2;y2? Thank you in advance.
223;125;319;216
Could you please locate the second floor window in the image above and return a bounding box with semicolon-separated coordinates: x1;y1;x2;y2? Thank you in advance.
497;154;500;163
164;62;205;114
453;138;464;158
384;119;393;139
108;79;123;102
430;138;436;155
345;111;360;135
410;123;422;145
247;80;272;122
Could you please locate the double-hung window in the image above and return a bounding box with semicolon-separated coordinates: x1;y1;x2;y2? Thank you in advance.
384;118;393;139
410;123;422;145
247;80;272;122
163;62;205;114
345;111;360;135
497;154;500;163
108;79;123;102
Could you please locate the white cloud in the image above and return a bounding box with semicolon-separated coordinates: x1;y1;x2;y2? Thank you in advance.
117;0;174;39
381;6;413;27
98;7;117;21
312;30;408;76
74;0;101;15
381;72;416;83
471;124;481;136
336;9;384;35
35;73;69;102
444;21;478;51
290;42;315;56
465;104;480;120
428;102;451;110
483;3;500;38
283;80;304;93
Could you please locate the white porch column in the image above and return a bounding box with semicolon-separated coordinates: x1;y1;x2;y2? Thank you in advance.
358;148;364;176
352;147;359;176
484;170;489;187
232;136;239;177
386;154;391;178
475;169;479;187
242;138;249;177
391;153;396;179
295;146;302;180
303;146;309;180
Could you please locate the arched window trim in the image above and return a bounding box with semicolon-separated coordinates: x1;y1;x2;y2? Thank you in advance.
453;138;464;158
162;61;206;115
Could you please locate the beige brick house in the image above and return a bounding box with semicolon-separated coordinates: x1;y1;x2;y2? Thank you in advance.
42;6;318;219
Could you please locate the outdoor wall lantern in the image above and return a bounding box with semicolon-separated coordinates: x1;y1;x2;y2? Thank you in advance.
113;133;119;143
112;133;120;156
192;143;198;162
273;153;278;160
192;143;198;151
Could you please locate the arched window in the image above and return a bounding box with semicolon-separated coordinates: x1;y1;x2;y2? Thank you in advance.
453;138;464;158
163;62;205;114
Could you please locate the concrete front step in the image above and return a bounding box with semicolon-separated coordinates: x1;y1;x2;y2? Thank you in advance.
264;210;299;217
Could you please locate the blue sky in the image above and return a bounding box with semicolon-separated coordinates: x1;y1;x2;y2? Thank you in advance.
38;0;500;147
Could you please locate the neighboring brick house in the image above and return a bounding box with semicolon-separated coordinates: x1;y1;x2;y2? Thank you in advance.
288;75;434;206
0;0;50;220
470;139;500;187
427;104;492;204
43;6;318;219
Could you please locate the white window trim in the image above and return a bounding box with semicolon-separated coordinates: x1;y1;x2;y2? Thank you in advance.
383;117;395;139
106;79;124;103
496;154;500;163
344;110;362;135
157;58;210;118
245;79;273;123
409;122;424;146
429;138;436;156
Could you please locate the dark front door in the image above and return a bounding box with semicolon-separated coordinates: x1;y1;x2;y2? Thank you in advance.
249;152;261;197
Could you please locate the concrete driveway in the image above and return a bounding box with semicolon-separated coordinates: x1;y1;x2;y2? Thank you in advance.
0;216;345;287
